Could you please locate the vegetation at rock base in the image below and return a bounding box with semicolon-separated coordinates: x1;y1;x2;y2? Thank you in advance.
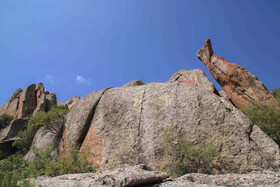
242;88;280;145
272;87;280;104
0;146;95;187
161;125;219;178
0;114;14;129
242;103;280;145
13;105;69;153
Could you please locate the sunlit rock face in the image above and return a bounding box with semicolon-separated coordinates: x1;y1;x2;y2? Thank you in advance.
197;38;277;109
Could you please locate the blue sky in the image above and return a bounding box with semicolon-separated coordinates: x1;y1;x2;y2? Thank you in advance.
0;0;280;105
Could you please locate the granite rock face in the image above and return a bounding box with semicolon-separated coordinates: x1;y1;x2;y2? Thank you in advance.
60;69;280;173
197;39;277;109
0;83;57;118
27;164;169;187
58;88;111;156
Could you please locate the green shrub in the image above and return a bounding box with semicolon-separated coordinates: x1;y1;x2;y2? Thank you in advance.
272;87;280;104
0;146;94;186
13;105;69;153
0;114;14;129
242;103;280;144
162;125;219;178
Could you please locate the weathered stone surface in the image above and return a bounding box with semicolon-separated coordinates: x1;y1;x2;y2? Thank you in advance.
17;84;37;118
58;88;110;156
46;92;57;111
24;118;65;163
197;39;277;109
77;70;280;173
0;89;23;117
34;82;46;113
160;171;280;187
169;69;219;95
0;118;27;142
65;96;80;109
122;80;145;88
80;86;145;169
27;164;169;187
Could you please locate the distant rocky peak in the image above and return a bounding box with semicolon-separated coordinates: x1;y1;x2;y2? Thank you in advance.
0;82;57;118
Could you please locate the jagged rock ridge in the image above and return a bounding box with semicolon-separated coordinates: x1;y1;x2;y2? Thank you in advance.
0;82;57;118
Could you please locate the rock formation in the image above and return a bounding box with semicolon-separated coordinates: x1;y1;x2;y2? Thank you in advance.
64;96;80;109
58;69;280;173
27;164;280;187
0;83;57;118
197;39;277;109
24;119;64;163
27;164;170;187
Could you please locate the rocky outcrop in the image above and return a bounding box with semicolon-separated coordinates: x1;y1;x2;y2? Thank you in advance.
64;96;80;109
122;80;145;88
169;69;219;95
0;83;57;118
27;164;169;187
0;118;27;142
0;119;27;159
24;118;64;163
27;165;280;187
59;69;280;173
160;171;280;187
197;39;277;109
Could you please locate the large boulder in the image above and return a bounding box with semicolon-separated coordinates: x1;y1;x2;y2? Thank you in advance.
61;69;280;173
27;164;169;187
0;83;57;118
24;118;64;163
197;39;277;109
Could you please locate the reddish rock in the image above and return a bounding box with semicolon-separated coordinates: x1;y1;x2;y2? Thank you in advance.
34;82;46;113
197;39;277;109
0;83;57;118
0;89;23;117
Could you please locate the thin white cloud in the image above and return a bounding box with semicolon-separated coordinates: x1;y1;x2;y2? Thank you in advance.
45;74;54;84
76;75;90;84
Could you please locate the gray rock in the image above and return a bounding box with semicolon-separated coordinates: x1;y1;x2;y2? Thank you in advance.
27;164;169;187
0;118;27;142
76;69;280;173
122;80;145;88
169;69;219;95
65;96;80;109
24;118;64;163
46;92;57;111
160;171;280;187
